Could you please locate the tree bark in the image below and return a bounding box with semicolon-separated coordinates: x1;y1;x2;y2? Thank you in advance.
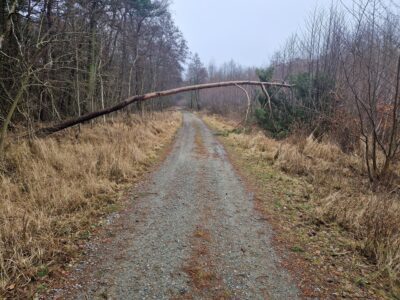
34;81;293;137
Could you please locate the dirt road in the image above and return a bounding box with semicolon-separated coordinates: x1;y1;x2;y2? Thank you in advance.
55;112;299;299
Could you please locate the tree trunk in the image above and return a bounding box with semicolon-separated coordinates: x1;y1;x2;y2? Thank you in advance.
34;81;293;138
87;0;98;115
0;0;18;49
0;74;29;158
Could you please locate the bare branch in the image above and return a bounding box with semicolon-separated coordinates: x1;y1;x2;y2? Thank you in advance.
234;84;251;126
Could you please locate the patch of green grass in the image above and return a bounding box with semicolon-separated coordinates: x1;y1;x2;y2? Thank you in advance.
260;172;275;180
274;200;283;209
290;245;305;253
79;230;90;240
300;203;312;211
213;130;230;137
37;266;49;278
213;127;249;137
105;203;120;213
354;277;368;288
36;283;48;293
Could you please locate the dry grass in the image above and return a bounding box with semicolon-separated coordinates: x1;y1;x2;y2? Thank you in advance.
194;124;207;157
203;114;400;297
0;112;182;297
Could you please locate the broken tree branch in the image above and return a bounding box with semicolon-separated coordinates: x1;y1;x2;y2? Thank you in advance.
261;83;272;113
34;81;293;137
234;84;251;126
260;83;277;130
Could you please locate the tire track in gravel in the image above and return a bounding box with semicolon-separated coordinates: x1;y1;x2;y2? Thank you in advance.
52;112;299;300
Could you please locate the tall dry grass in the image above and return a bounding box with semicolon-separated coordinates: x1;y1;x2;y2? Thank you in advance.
0;112;181;297
203;115;400;289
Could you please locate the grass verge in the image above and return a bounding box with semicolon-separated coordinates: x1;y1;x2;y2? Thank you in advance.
203;114;399;299
0;112;182;298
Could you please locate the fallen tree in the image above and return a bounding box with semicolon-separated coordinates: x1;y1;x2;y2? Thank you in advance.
34;81;293;137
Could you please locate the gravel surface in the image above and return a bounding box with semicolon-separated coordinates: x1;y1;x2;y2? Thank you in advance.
53;112;299;300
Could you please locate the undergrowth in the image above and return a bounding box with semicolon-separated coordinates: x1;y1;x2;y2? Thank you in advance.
203;114;400;298
0;112;182;298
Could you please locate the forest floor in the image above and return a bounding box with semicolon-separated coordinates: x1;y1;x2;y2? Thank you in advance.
47;112;301;299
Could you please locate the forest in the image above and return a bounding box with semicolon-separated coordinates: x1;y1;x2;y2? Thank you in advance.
197;1;400;184
1;0;400;298
0;0;187;148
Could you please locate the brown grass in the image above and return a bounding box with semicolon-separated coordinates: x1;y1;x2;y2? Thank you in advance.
181;225;231;300
203;114;400;298
0;112;182;297
194;124;207;157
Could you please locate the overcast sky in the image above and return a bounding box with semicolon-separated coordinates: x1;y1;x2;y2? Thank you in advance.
170;0;352;67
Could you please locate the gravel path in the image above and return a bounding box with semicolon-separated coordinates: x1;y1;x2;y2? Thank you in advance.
55;112;299;300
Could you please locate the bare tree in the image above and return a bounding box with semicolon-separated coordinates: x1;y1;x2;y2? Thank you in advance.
187;53;208;110
0;0;188;158
340;0;400;183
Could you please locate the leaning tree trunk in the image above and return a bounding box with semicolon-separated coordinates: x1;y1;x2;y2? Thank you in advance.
34;81;293;137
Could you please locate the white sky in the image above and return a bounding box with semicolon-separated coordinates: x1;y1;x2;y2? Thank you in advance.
170;0;354;67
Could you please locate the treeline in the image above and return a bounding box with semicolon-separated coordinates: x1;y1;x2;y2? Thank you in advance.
186;56;258;117
258;0;400;182
192;1;399;183
0;0;187;148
